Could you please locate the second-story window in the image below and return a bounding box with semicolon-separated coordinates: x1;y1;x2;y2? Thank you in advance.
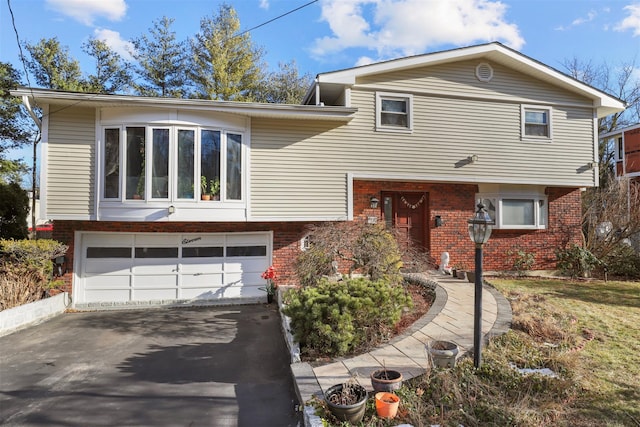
102;126;244;203
376;92;413;132
522;105;552;140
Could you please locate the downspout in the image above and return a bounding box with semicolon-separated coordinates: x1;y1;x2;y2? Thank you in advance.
22;95;42;240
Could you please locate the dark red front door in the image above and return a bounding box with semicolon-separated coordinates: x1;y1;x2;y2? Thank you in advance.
382;192;429;250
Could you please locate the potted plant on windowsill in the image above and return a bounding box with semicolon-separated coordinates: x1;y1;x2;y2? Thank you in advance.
200;176;211;200
210;178;220;201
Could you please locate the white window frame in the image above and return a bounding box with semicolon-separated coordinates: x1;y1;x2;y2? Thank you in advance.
521;105;553;141
477;193;547;230
99;125;245;205
376;92;413;133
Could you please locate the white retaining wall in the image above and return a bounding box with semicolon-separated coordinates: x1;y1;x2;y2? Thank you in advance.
0;293;69;337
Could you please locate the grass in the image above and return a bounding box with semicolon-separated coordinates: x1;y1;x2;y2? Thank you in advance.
314;277;640;426
490;277;640;426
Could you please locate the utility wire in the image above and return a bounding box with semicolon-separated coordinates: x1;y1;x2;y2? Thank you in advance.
233;0;318;40
7;0;32;90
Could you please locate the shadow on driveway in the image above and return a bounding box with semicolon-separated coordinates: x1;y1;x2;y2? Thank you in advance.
0;304;301;426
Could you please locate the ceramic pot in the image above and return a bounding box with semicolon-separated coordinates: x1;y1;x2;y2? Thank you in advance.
324;383;368;424
375;392;400;419
370;369;403;392
427;340;459;369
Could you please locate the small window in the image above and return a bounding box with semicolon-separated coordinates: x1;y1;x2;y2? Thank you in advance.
522;106;552;139
135;247;179;258
182;247;223;258
376;92;413;132
616;137;623;162
87;247;131;258
477;193;547;230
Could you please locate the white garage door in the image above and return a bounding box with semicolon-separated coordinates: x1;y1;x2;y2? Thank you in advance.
77;232;271;305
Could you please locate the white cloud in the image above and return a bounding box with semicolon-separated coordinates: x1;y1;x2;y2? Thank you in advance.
615;3;640;36
259;0;269;10
311;0;524;61
46;0;127;26
556;10;597;31
93;28;134;60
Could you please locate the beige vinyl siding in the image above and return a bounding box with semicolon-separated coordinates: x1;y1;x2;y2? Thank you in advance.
356;60;591;107
46;106;95;218
251;61;595;219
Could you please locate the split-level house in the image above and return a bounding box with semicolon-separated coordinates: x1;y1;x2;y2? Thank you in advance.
13;42;625;308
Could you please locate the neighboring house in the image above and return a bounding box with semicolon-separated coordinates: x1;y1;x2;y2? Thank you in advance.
600;123;640;251
13;42;625;308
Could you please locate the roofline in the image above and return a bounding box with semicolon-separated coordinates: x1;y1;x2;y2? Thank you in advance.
11;87;357;121
303;42;626;116
600;123;640;139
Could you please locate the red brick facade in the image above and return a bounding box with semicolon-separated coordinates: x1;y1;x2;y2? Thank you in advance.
53;181;582;297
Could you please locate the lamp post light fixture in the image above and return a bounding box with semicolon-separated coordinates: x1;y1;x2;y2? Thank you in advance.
467;202;494;369
370;196;380;209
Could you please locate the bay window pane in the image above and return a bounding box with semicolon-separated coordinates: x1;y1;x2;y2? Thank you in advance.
227;133;242;200
502;199;535;226
126;127;145;200
151;129;169;199
177;130;195;199
201;130;221;200
104;128;120;199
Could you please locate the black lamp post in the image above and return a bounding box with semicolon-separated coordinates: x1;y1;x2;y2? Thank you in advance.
467;203;494;368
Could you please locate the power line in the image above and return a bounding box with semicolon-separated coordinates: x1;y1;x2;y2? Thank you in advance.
233;0;318;40
7;0;32;90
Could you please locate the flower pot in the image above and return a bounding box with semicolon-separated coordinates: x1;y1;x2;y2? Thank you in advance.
375;392;400;419
456;270;466;280
370;369;403;392
267;293;274;304
324;383;368;424
427;340;459;369
201;194;211;201
466;271;475;283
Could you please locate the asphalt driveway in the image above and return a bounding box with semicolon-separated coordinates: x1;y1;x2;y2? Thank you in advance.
0;304;301;426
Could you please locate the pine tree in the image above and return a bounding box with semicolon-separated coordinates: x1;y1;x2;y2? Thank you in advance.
190;4;264;101
130;16;188;97
23;38;84;91
83;38;132;94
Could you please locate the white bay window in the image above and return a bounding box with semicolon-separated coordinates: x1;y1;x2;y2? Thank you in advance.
102;125;244;204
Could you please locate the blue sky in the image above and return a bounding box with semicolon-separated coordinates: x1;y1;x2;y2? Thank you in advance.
1;0;639;80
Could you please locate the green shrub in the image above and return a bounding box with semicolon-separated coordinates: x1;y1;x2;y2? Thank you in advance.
508;250;535;275
0;239;68;310
601;244;640;279
555;244;601;278
282;278;412;357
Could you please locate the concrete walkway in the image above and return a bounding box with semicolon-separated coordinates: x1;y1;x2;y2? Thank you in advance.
291;272;512;409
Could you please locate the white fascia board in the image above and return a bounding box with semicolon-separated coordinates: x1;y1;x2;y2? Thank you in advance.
10;88;356;121
350;172;596;188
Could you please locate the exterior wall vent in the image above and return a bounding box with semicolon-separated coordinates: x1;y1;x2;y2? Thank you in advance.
475;63;494;82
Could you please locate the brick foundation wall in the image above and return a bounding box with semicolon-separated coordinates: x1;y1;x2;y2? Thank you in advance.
353;181;583;271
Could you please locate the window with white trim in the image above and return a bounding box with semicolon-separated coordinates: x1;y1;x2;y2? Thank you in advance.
376;92;413;132
521;105;552;140
477;194;547;229
101;126;243;203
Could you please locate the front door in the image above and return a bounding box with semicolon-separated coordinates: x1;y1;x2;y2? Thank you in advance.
381;192;429;250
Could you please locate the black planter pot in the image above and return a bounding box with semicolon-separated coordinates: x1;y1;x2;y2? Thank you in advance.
370;369;403;392
324;383;368;424
267;293;274;304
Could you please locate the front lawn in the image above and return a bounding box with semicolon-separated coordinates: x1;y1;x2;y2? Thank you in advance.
315;278;640;426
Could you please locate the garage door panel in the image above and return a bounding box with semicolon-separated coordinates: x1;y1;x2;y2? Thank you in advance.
79;232;270;305
133;263;178;274
85;289;131;303
134;275;178;288
134;289;178;301
84;260;132;275
84;275;131;289
181;273;224;286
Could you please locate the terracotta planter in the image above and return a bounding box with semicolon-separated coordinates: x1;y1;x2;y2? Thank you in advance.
375;392;400;419
201;194;211;200
324;383;368;424
427;340;459;369
370;369;403;392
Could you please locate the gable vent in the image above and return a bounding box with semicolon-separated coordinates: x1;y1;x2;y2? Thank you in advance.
475;63;494;82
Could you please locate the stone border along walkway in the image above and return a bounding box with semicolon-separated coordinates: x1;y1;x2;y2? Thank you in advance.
288;271;513;426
